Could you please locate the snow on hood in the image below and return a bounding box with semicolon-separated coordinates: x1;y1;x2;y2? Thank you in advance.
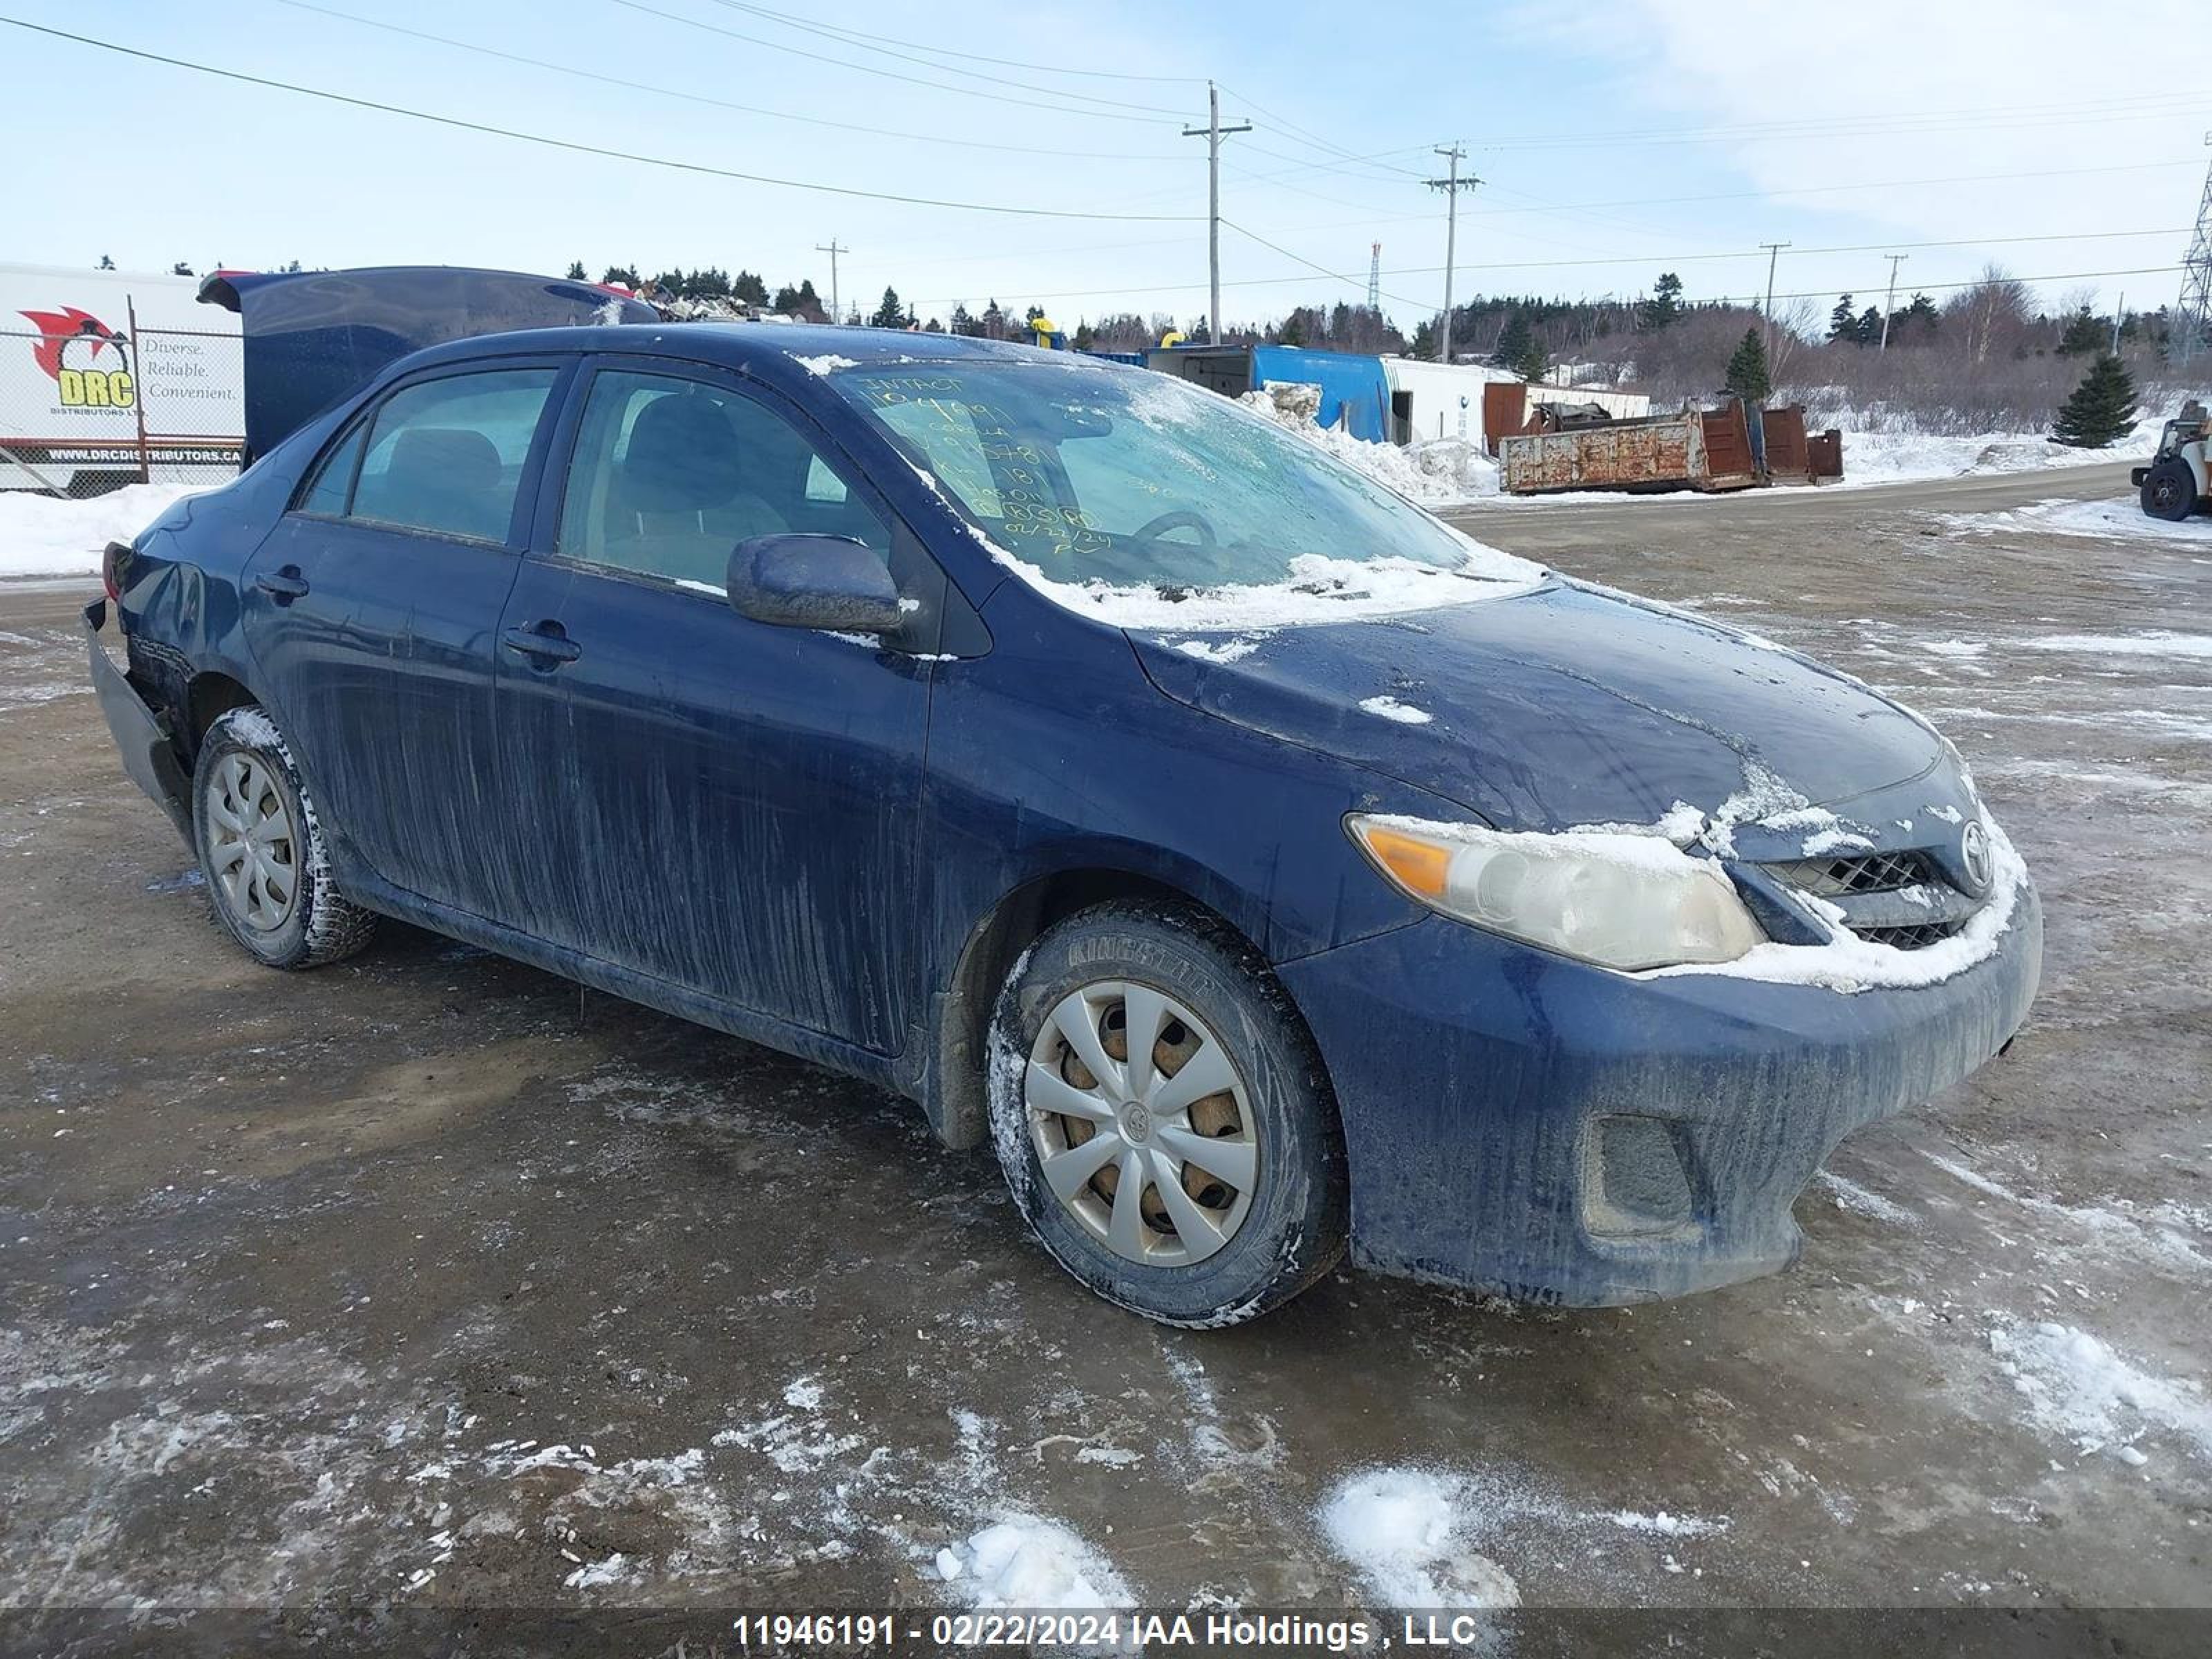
1132;577;1945;833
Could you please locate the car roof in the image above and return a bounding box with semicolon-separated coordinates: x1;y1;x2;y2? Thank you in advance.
397;321;1084;376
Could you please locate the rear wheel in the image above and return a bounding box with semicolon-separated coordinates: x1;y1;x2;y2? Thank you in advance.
986;900;1346;1325
191;706;377;969
2141;456;2196;521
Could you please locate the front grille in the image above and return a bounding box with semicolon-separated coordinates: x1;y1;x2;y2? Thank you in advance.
1856;920;1967;950
1758;847;1980;952
1763;850;1931;897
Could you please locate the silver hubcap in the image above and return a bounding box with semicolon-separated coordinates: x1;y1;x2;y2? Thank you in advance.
205;752;299;932
1024;980;1259;1266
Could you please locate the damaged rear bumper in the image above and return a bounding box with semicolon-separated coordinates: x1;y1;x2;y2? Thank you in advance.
1275;885;2042;1305
83;597;191;839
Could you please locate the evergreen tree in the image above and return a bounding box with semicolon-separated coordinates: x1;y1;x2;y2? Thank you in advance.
565;261;587;281
1828;294;1857;343
1638;272;1683;332
1277;312;1307;347
1722;328;1772;401
771;283;801;313
1073;320;1096;350
923;317;944;333
795;279;825;321
603;265;640;289
981;299;1006;339
650;269;686;299
1512;332;1550;383
2052;353;2137;448
171;261;194;276
949;302;976;336
1493;311;1533;371
870;286;907;329
734;270;769;307
2056;307;2105;356
1856;305;1882;344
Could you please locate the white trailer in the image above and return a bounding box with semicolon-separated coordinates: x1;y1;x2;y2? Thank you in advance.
0;264;244;494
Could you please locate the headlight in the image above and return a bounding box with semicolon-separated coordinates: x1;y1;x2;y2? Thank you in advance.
1347;813;1764;971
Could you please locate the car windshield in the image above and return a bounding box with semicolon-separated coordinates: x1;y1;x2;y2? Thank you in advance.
824;357;1499;597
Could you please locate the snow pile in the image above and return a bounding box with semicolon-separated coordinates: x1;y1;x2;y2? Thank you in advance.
1318;1468;1521;1609
1987;1320;2212;1462
0;483;210;579
1359;695;1434;724
791;353;859;377
1238;386;1499;503
934;1516;1134;1609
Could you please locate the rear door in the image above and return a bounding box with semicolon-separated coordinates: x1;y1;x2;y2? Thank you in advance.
495;357;938;1051
242;359;569;914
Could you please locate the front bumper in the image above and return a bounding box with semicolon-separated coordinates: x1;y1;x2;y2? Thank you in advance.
1275;884;2043;1305
84;597;191;839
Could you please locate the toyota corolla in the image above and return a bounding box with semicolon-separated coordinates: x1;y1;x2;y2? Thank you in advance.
81;325;2041;1324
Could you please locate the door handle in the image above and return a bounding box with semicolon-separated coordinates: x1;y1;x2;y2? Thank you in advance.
501;622;581;666
254;567;310;601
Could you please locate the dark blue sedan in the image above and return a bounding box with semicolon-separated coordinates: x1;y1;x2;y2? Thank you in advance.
82;324;2041;1324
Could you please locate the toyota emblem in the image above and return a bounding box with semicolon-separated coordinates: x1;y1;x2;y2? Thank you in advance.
1960;820;1993;894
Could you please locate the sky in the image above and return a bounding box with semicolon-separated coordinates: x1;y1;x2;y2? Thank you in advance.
3;0;2207;334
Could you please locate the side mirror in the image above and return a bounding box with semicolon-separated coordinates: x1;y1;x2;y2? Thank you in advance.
726;534;905;635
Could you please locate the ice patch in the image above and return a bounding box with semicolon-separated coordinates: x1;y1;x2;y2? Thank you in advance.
1359;695;1434;724
1814;1170;1919;1228
2021;630;2212;661
1170;635;1266;663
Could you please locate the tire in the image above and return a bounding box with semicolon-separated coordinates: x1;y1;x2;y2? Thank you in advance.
190;706;377;970
2141;457;2196;522
986;899;1347;1326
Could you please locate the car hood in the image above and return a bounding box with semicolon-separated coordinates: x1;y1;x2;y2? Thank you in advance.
1129;577;1944;832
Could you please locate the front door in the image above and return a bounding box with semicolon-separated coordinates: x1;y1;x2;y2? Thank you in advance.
496;361;936;1053
241;361;567;912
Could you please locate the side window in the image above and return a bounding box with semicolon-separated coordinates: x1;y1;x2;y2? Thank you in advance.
556;369;890;588
296;418;367;516
348;368;558;543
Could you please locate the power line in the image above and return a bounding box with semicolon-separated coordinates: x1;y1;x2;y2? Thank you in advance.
913;259;2182;315
691;0;1204;82
694;0;1198;101
608;0;1179;125
0;18;1205;221
274;0;1188;161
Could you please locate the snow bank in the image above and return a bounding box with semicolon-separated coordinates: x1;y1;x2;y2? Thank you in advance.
1318;1468;1520;1609
0;484;210;579
1938;496;2212;545
934;1516;1132;1609
1987;1319;2212;1462
1238;386;1498;504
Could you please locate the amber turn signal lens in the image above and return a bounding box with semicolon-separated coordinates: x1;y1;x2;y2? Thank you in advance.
1356;823;1452;898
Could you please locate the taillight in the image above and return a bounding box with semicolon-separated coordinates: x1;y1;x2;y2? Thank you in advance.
100;540;131;604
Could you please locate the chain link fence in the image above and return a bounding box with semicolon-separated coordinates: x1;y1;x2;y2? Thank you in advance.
1;324;245;498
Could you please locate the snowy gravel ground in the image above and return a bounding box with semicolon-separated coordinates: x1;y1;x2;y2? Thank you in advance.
0;461;2205;1635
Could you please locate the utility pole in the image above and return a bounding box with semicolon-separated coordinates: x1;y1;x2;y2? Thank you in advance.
1759;241;1790;361
2177;131;2212;366
2113;291;2126;356
1181;82;1250;345
815;238;847;326
1425;144;1479;364
1877;253;1907;352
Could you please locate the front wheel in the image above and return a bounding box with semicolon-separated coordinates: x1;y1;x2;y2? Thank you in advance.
986;900;1347;1325
2141;457;2197;521
191;706;377;969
